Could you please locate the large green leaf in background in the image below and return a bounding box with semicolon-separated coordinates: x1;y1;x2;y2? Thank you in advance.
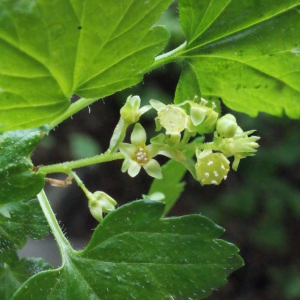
12;200;243;300
177;0;300;118
0;257;52;300
0;0;172;131
0;199;49;263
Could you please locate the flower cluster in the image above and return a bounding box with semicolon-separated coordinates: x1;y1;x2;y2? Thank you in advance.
214;114;260;171
81;95;260;222
116;95;260;186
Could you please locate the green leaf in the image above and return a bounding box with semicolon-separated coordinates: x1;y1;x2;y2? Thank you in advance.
0;127;47;205
0;199;49;263
174;64;201;103
0;257;52;300
147;155;191;215
0;0;172;131
178;0;300;118
12;200;243;300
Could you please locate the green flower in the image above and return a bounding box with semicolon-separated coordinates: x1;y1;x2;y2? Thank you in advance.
119;123;162;179
88;191;117;222
195;149;230;185
120;95;151;124
150;99;188;134
214;127;260;170
188;98;218;129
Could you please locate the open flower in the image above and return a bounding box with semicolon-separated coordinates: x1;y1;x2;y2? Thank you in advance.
119;123;162;179
150;99;192;145
195;149;230;185
120;95;151;124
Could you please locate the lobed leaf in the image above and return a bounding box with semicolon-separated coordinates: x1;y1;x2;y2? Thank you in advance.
0;127;47;205
12;200;243;300
0;199;49;263
177;0;300;118
0;257;52;300
0;0;172;131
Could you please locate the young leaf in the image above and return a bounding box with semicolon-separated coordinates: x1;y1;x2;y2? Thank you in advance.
0;0;172;131
0;199;49;263
178;0;300;118
0;257;52;300
147;151;196;215
174;64;201;103
0;127;47;205
12;200;243;300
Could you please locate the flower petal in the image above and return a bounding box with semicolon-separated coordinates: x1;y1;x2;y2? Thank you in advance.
150;99;166;111
121;158;130;172
139;104;152;116
119;143;136;159
190;106;206;126
131;123;147;145
143;159;162;179
128;160;141;177
146;144;159;158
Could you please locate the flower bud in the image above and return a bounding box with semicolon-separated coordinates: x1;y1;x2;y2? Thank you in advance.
88;191;117;222
120;95;151;124
216;114;238;138
120;95;141;124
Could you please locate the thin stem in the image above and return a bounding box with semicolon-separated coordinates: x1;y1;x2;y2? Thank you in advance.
50;97;99;128
144;41;187;73
70;171;92;200
38;152;125;174
37;189;74;263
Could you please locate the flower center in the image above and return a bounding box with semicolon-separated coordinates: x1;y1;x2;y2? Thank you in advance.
134;146;149;166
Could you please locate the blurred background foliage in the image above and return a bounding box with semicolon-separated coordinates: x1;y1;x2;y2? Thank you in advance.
30;2;300;300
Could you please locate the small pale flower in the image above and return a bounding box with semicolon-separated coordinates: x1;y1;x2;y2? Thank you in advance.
195;149;230;185
88;191;117;222
214;127;260;170
150;99;189;135
120;95;151;124
119;123;162;179
188;98;218;129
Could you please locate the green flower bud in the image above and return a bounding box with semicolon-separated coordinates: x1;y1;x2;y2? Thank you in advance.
195;149;230;185
120;95;151;124
216;114;238;138
88;191;117;222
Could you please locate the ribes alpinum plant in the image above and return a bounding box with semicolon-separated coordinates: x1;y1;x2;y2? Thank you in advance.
0;0;300;299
